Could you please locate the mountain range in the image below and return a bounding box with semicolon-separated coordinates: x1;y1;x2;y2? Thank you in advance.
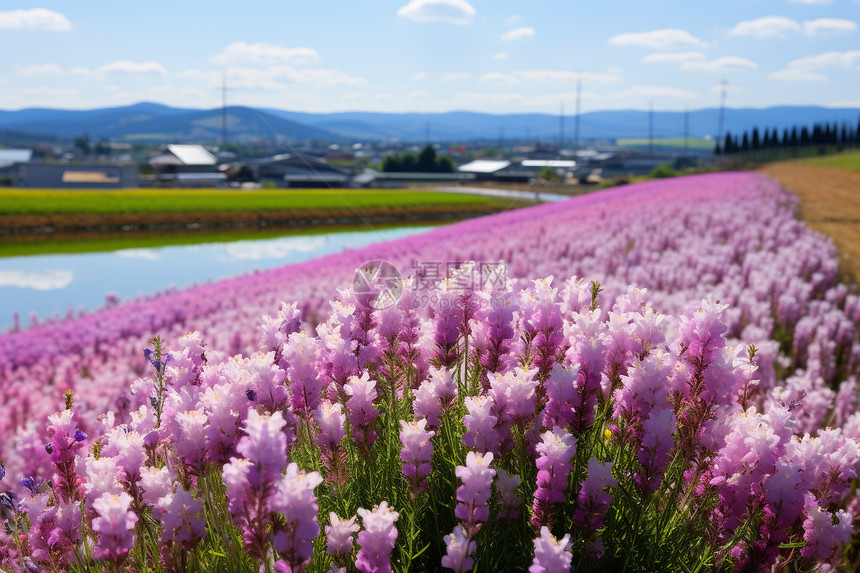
0;102;857;145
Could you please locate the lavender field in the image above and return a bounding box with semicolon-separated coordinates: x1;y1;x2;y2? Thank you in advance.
2;172;859;572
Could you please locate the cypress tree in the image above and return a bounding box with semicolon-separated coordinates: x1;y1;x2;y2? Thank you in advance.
741;132;750;151
752;128;760;150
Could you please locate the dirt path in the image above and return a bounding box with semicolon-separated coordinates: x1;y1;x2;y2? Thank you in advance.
760;162;860;283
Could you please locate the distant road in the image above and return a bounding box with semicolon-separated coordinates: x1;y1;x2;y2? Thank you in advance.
426;186;570;203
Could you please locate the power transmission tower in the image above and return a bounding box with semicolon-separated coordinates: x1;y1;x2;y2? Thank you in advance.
221;71;228;149
717;80;727;145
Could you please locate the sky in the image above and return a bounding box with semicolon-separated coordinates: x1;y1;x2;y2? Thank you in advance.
0;0;858;114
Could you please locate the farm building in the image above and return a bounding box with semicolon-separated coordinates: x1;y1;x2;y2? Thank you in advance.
149;144;226;187
16;162;139;189
252;153;351;188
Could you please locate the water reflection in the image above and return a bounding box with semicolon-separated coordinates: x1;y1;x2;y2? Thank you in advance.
0;226;433;330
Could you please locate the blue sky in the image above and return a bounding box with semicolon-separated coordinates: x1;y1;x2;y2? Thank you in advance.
1;0;858;113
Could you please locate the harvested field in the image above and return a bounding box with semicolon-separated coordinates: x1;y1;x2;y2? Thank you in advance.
761;161;860;283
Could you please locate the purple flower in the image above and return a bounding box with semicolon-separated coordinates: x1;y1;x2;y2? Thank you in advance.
495;469;521;521
326;513;360;565
441;525;476;572
91;492;138;568
529;526;573;573
455;451;496;535
270;463;324;571
532;427;576;528
801;505;853;562
19;477;45;495
573;458;617;535
345;372;380;455
461;396;501;455
0;464;4;481
355;501;399;573
399;419;435;496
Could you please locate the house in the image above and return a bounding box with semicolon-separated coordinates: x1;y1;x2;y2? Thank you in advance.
252;153;351;188
149;144;226;187
457;159;511;181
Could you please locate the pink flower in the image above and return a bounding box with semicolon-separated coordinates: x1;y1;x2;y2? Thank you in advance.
345;372;380;455
532;428;576;528
271;463;324;571
495;469;521;520
455;451;496;535
461;396;501;455
529;526;573;573
801;506;853;561
91;492;138;567
355;501;399;573
573;458;617;535
326;513;360;563
236;410;290;486
399;419;434;496
441;525;476;572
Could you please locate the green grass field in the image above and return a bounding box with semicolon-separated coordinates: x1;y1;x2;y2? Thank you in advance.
799;150;860;172
616;137;715;150
0;188;506;215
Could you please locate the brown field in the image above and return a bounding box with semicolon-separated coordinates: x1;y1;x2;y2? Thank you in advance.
761;162;860;284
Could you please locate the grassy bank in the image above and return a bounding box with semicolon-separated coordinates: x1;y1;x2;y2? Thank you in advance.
0;188;506;215
799;150;860;172
0;221;441;258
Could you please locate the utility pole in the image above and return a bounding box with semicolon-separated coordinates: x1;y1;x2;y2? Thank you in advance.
684;107;689;156
717;79;727;145
649;102;654;155
221;71;228;149
559;101;565;152
574;78;581;153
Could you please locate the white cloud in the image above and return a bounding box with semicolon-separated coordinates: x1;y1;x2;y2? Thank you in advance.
413;71;428;80
682;56;758;72
518;69;622;83
226;66;367;90
608;28;705;49
211;42;320;65
116;249;161;261
609;85;701;100
396;0;476;25
478;69;621;85
729;16;800;38
0;270;73;290
97;61;169;76
506;15;521;24
789;0;834;3
492;52;509;60
642;51;706;64
502;27;535;41
405;90;433;99
220;238;325;262
441;72;472;81
710;84;744;93
479;72;519;84
0;8;71;30
803;18;857;37
828;100;860;107
14;63;64;77
769;50;860;81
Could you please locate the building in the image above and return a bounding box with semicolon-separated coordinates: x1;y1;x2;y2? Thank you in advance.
457;159;511;181
0;148;33;185
17;162;139;189
252;153;351;188
149;144;226;187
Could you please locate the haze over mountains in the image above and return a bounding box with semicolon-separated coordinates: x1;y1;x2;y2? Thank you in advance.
0;102;857;145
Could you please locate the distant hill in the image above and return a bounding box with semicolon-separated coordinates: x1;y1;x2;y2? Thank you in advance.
264;107;860;142
0;102;857;144
0;103;336;144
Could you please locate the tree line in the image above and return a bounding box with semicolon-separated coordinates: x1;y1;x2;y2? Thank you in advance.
381;145;456;173
715;118;860;156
